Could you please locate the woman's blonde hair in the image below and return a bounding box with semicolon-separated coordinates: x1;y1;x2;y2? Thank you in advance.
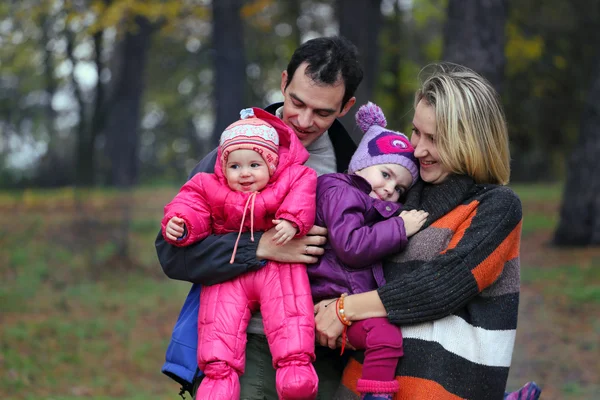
415;63;510;185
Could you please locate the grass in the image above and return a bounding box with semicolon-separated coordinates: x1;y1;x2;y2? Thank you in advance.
521;264;600;304
511;182;564;202
508;184;600;399
0;186;188;399
1;183;598;399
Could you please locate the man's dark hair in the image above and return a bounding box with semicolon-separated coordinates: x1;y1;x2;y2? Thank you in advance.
284;36;363;110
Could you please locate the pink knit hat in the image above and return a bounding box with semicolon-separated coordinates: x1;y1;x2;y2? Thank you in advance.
349;102;419;186
220;109;279;175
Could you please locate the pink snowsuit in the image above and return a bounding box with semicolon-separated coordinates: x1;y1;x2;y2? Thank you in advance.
162;110;318;400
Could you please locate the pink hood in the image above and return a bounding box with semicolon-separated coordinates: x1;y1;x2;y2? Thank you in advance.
214;107;310;185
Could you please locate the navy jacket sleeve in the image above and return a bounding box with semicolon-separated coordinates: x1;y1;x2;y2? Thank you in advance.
155;148;264;285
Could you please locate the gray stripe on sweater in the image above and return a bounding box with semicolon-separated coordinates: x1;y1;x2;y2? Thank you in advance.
481;257;520;297
386;226;452;264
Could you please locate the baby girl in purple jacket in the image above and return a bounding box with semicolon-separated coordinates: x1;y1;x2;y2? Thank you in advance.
308;102;428;400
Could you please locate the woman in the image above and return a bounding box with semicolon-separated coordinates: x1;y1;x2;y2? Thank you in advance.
314;63;536;400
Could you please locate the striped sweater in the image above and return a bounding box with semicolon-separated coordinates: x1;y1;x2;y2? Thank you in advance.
336;174;522;400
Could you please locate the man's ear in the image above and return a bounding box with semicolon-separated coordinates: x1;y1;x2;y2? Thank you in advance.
338;97;356;118
280;70;289;96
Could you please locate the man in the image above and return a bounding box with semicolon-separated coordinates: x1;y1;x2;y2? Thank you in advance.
156;35;363;399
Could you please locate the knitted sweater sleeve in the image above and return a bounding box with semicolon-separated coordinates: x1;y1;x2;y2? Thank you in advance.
377;186;522;325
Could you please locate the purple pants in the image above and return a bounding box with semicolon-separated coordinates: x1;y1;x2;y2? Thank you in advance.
346;317;403;381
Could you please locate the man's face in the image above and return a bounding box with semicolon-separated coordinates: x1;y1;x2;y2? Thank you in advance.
280;63;355;147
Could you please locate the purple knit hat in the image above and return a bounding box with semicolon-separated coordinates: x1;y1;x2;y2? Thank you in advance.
349;102;419;186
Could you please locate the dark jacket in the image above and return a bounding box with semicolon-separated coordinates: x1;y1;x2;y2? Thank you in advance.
156;103;357;391
309;173;407;301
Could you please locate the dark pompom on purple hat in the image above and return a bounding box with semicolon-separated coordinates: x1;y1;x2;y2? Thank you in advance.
349;102;419;186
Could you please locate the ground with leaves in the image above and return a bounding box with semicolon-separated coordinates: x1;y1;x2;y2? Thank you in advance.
0;185;598;399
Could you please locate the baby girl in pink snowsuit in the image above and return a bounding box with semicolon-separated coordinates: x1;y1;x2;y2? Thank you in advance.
162;107;318;400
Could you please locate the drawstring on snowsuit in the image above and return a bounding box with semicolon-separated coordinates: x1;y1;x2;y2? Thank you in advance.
230;191;257;264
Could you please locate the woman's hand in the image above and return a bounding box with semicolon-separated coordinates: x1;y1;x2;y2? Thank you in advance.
314;291;388;350
314;298;345;349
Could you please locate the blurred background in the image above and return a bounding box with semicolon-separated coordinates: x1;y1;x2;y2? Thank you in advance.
0;0;598;399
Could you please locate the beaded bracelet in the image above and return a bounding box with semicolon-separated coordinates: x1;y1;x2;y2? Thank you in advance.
336;293;352;355
336;293;352;326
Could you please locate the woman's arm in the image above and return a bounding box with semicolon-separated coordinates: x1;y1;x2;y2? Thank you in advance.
315;187;522;346
314;290;386;349
379;187;522;325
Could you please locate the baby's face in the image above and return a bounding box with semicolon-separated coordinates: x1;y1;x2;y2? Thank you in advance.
355;163;413;202
224;149;270;192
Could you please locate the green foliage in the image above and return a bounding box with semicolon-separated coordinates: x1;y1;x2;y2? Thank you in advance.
413;0;447;28
1;0;599;189
423;36;443;61
504;0;600;181
506;22;545;76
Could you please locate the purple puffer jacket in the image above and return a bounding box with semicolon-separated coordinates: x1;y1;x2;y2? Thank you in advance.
308;173;408;301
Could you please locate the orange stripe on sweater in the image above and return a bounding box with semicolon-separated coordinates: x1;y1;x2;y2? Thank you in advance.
431;202;479;254
472;220;522;290
340;357;362;395
395;377;464;400
342;359;464;399
430;202;479;230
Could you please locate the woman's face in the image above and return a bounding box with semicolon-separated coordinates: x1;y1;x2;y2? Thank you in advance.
411;100;451;184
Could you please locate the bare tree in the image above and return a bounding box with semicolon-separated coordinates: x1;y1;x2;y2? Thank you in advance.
211;0;246;146
337;0;383;141
104;16;154;188
554;56;600;246
35;9;74;186
102;15;154;259
442;0;508;94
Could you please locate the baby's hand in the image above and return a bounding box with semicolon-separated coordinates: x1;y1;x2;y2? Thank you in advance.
166;217;186;241
271;219;298;245
399;210;429;237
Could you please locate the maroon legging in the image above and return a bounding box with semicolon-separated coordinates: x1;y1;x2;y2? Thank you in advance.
346;317;404;381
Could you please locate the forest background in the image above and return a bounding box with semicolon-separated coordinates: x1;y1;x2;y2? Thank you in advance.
0;0;599;399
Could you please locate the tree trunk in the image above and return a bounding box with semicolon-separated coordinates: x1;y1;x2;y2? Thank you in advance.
40;13;57;146
442;0;508;95
337;0;382;142
553;57;600;246
105;16;153;188
65;26;92;187
103;15;153;259
36;12;72;187
211;0;246;146
76;30;106;187
378;2;403;131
